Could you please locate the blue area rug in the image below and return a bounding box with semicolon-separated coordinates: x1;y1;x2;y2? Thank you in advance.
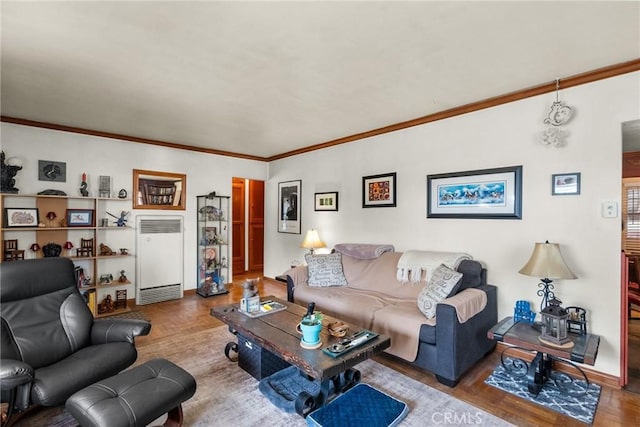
306;383;408;427
485;358;601;424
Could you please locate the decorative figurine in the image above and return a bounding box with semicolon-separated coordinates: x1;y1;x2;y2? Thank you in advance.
63;241;74;256
241;278;259;299
99;243;116;256
46;211;57;227
118;270;128;283
98;295;114;314
107;211;129;227
80;172;89;197
1;151;23;194
29;243;41;259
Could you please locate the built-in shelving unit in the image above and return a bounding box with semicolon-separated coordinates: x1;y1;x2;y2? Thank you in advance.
0;193;135;317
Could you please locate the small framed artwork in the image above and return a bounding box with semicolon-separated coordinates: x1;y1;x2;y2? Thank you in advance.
552;172;581;195
362;172;397;208
38;160;66;182
278;180;301;234
66;209;95;227
427;165;523;219
3;208;39;227
314;192;339;211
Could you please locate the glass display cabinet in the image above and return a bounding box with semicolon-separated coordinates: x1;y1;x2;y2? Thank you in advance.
196;192;230;297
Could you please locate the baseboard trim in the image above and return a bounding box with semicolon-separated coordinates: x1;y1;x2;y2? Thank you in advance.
495;342;620;389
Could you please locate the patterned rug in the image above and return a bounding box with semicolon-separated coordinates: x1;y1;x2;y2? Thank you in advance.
485;358;601;424
14;327;514;427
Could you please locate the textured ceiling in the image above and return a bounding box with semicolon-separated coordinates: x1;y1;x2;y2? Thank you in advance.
1;1;639;159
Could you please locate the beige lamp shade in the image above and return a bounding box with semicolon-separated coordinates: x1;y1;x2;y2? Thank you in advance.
301;229;326;252
518;241;577;280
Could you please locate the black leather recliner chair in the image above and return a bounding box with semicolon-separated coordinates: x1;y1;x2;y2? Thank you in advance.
0;257;151;425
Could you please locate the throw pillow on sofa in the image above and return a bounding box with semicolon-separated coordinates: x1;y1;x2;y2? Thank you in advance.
305;252;348;287
417;263;463;319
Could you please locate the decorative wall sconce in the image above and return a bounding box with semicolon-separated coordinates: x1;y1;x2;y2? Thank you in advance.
540;79;573;147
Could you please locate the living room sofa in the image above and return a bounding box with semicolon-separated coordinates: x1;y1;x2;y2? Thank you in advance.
285;247;497;386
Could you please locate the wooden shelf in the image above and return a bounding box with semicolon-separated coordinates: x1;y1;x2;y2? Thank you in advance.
97;279;132;287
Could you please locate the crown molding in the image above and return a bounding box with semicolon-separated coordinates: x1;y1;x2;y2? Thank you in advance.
267;58;640;161
3;58;639;162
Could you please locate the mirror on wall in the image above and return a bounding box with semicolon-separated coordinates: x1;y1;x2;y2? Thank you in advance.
133;169;186;210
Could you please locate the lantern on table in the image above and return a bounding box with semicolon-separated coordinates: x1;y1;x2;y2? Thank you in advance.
539;297;572;347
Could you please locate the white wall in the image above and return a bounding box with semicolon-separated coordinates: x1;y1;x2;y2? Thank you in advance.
265;72;640;377
0;124;267;293
2;72;637;378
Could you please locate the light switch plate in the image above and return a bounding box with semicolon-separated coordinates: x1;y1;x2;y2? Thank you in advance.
602;201;618;218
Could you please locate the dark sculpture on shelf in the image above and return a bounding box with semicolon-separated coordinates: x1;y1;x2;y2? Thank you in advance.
38;189;67;196
42;242;62;257
1;151;23;193
80;172;89;197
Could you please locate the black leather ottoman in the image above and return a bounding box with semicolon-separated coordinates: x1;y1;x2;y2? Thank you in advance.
66;358;196;427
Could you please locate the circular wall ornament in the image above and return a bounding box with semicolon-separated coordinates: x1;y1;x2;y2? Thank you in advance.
118;189;127;199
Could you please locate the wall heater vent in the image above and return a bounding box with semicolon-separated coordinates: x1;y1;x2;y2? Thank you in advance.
136;216;184;305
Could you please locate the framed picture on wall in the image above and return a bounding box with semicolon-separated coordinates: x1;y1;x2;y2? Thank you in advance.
362;172;396;208
278;180;301;234
314;192;338;211
427;165;522;219
38;160;66;182
552;172;581;195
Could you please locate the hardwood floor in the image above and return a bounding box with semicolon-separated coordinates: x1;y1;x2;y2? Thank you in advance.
131;275;640;426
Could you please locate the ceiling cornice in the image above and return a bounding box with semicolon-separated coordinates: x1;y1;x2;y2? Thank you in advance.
266;58;640;161
0;116;269;162
3;58;639;163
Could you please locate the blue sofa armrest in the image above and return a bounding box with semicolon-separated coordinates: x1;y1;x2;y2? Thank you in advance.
432;284;498;386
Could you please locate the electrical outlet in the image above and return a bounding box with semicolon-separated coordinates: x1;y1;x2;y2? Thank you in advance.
602;201;618;218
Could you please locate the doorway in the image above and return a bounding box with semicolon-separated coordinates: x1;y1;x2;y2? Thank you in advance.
621;119;640;392
232;178;264;275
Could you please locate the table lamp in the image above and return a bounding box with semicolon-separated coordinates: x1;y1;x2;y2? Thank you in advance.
301;229;326;255
518;240;576;313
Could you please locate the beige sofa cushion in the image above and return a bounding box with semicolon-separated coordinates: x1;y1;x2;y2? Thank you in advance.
292;285;386;331
341;252;424;300
369;300;435;361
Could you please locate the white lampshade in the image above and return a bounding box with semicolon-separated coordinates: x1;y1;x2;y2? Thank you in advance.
518;241;576;280
301;229;326;253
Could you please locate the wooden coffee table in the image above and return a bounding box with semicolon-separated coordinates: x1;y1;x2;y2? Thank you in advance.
211;296;390;415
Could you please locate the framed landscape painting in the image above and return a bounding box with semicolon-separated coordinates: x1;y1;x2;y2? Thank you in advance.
427;165;522;219
278;180;301;234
